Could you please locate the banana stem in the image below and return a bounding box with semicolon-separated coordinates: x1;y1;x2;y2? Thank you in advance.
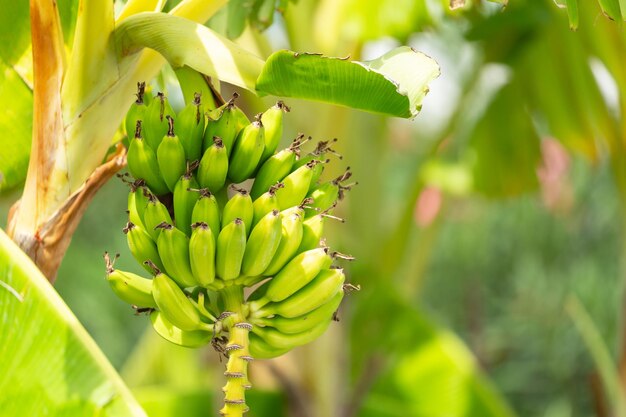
220;286;252;417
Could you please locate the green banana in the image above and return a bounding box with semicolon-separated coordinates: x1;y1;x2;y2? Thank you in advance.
152;268;203;331
248;333;291;359
143;193;173;241
263;210;303;276
252;290;342;334
251;183;283;227
189;222;216;288
250;247;332;308
228;118;265;183
259;268;345;318
252;0;276;31
216;218;247;281
155;223;197;287
126;178;149;230
124;81;147;139
151;311;212;348
203;94;249;156
176;92;205;162
124;221;165;274
294;139;340;188
250;134;305;200
222;187;254;235
306;168;354;217
259;101;289;163
274;161;318;210
251;318;332;350
191;189;221;239
299;214;324;252
104;253;156;308
173;168;199;236
157;116;187;191
144;92;176;150
241;210;282;277
197;136;229;193
127;121;169;195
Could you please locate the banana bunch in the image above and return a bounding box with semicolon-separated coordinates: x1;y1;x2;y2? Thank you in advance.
109;83;356;417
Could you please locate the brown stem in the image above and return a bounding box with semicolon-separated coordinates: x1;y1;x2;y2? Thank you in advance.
7;145;127;282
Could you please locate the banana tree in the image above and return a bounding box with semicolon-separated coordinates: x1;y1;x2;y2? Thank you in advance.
0;0;447;416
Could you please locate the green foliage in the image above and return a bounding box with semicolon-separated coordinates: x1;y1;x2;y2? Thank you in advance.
0;228;145;416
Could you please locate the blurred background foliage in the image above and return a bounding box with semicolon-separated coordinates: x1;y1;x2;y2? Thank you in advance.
3;0;626;416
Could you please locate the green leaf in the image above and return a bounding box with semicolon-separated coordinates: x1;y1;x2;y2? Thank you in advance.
256;47;440;118
0;229;146;416
468;80;541;197
0;63;33;192
114;12;266;92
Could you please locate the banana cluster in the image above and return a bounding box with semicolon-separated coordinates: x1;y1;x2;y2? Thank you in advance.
109;83;356;362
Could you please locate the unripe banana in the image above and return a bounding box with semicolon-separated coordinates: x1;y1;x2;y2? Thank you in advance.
248;333;291;359
104;253;157;308
306;168;354;217
263;211;303;276
299;214;324;252
296;139;340;189
156;223;197;287
189;222;216;288
127;121;169;196
152;269;203;331
151;310;212;348
191;189;221;239
274;161;318;210
126;179;149;230
253;0;276;31
250;135;305;200
176;93;205;162
157;116;187;191
197;136;229;193
251;183;283;227
258;268;345;318
252;318;332;350
252;290;342;334
228;119;265;183
124;82;147;139
144;92;176;150
241;210;282;277
259;101;289;163
216;218;247;281
143;193;173;240
250;248;332;307
124;221;165;274
222;187;253;235
173;169;199;236
203;95;249;156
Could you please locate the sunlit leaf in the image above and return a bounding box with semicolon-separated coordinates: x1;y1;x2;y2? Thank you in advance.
256;47;440;118
0;63;33;192
0;229;146;416
114;12;265;92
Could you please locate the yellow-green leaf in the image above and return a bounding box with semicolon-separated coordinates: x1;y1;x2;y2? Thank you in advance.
256;47;440;118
